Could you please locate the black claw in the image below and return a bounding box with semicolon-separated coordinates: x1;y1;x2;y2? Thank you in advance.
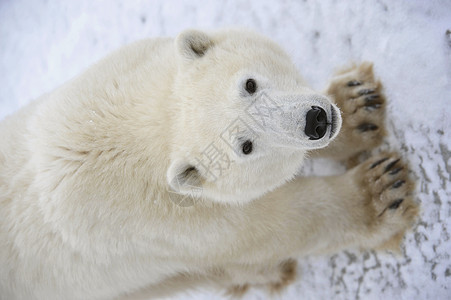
358;89;376;95
389;167;403;175
358;123;379;132
347;80;362;86
370;157;389;169
366;103;382;108
384;158;401;173
364;95;382;110
365;94;380;100
364;104;382;111
392;179;406;189
389;199;404;210
364;95;381;105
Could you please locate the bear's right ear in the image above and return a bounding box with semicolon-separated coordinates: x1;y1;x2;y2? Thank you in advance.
176;29;214;60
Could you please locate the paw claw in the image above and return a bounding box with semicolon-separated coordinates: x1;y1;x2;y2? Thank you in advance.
358;88;376;95
364;103;382;111
365;94;380;101
370;157;389;169
364;95;381;104
388;167;403;175
391;179;405;189
347;80;363;86
388;198;404;210
358;123;378;132
384;158;401;173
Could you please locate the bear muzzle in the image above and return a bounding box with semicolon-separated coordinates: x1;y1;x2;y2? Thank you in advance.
304;105;338;140
245;92;342;150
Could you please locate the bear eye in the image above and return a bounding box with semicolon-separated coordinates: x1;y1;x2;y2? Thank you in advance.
245;79;257;94
242;140;253;155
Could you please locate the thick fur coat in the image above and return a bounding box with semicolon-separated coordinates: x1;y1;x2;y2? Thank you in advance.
0;29;418;299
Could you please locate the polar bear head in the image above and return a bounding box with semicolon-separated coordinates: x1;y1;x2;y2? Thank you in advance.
167;29;341;205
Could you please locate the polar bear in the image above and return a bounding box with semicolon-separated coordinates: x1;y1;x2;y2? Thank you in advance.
0;29;418;299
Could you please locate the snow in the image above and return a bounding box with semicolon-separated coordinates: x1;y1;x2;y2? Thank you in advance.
1;0;450;299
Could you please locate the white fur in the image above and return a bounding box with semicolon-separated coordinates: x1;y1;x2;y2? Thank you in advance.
0;29;349;299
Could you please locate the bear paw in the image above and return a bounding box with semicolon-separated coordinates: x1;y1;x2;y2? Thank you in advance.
267;258;297;293
355;153;419;250
324;62;386;160
225;259;297;297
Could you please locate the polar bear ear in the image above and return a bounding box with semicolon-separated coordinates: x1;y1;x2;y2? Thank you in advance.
166;159;203;194
176;29;214;60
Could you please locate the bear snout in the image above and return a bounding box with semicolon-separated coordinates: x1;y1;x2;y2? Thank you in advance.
304;106;331;140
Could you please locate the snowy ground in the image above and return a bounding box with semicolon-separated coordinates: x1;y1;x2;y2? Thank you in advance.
1;0;450;299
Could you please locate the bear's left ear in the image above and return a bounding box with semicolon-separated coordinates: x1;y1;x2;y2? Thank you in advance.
166;159;203;195
176;29;214;60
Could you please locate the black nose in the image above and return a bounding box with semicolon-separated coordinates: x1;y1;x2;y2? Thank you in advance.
305;106;328;140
